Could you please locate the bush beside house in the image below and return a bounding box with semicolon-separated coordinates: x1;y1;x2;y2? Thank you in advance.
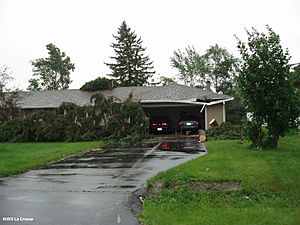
206;122;245;140
0;94;148;144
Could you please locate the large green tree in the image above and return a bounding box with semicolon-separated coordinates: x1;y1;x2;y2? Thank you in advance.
204;44;240;93
170;46;206;87
170;45;239;93
28;43;75;90
105;21;155;87
236;25;300;148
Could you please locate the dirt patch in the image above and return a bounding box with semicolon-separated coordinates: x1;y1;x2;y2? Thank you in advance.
148;180;163;197
170;180;241;192
147;180;241;197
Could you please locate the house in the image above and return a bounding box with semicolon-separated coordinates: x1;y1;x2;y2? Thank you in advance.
17;84;233;130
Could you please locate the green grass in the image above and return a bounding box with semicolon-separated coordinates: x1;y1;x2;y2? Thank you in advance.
0;141;103;176
141;136;300;225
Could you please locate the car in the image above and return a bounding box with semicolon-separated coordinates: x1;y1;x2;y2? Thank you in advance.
178;115;200;134
149;116;171;134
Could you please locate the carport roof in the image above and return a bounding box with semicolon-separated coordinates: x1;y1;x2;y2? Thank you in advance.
18;84;232;109
100;84;231;102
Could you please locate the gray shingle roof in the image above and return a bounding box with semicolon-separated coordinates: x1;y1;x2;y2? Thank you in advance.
100;84;231;102
18;84;232;109
19;89;93;109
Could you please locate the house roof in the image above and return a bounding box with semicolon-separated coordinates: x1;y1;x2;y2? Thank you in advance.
18;84;232;109
19;89;93;109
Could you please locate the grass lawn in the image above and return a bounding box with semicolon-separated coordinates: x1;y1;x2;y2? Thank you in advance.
141;135;300;225
0;141;103;176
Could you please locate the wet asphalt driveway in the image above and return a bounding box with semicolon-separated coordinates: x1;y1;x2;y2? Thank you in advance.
0;139;206;225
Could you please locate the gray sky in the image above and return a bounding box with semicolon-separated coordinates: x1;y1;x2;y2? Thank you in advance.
0;0;299;90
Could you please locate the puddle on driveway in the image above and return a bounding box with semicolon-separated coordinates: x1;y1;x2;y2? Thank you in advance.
96;184;136;189
40;139;205;172
38;173;77;176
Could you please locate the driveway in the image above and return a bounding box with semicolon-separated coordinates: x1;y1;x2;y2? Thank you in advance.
0;139;206;225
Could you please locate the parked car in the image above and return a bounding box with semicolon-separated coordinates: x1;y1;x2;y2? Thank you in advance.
149;116;172;134
178;115;200;134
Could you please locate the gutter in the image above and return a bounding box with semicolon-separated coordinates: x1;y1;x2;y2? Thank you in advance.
141;97;234;106
205;97;234;106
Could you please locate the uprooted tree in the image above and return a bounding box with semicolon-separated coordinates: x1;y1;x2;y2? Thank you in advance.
0;93;148;143
236;25;300;148
91;92;148;144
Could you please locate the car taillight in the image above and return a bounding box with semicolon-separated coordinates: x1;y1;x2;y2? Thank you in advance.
152;123;158;126
192;121;199;125
179;121;185;126
162;143;170;149
161;122;168;126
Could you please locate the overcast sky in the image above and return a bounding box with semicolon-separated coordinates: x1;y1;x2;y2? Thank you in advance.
0;0;299;90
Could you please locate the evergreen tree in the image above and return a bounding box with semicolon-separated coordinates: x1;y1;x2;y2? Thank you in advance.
105;21;155;86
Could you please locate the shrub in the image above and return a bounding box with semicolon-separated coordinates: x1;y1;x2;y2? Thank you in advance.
206;122;245;140
80;77;110;91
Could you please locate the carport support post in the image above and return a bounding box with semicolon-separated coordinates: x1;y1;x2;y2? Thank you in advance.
200;104;208;130
204;106;208;130
223;101;226;123
200;104;207;130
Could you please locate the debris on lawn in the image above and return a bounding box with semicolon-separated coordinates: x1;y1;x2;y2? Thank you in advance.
90;147;103;152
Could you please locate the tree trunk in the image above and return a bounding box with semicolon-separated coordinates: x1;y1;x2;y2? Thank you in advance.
270;132;279;148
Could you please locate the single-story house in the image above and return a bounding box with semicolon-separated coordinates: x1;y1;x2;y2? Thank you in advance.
17;83;233;130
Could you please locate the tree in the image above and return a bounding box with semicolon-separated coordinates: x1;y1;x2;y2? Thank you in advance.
91;92;148;143
28;43;75;90
170;45;239;92
293;64;300;89
0;66;21;122
27;78;41;91
236;25;300;148
105;21;155;87
80;77;110;91
204;44;240;93
170;46;207;87
159;76;176;85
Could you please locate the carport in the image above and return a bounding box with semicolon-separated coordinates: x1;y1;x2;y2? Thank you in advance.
141;96;234;131
143;102;206;132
